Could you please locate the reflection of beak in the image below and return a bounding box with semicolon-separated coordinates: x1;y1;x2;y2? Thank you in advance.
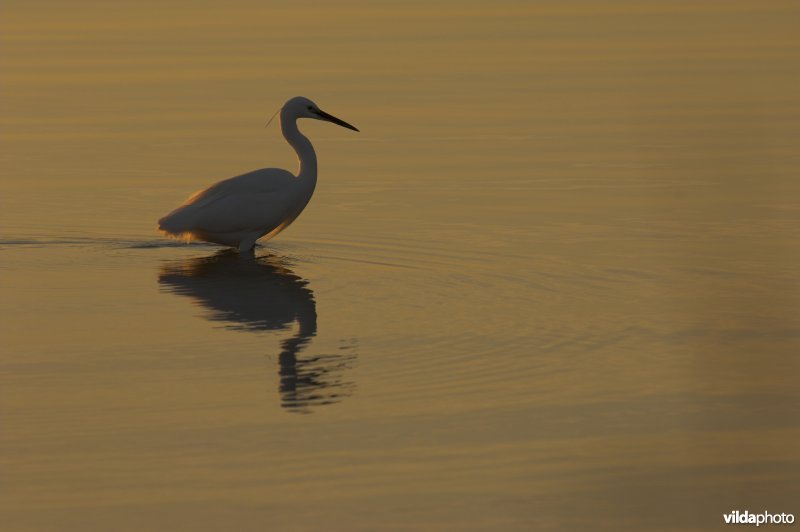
313;109;360;132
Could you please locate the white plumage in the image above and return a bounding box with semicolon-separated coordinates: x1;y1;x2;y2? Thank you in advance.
159;96;358;252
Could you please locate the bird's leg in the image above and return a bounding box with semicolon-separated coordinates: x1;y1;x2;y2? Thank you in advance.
238;237;258;254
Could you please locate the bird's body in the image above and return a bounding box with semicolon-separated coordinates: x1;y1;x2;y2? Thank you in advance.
159;166;304;251
158;96;358;252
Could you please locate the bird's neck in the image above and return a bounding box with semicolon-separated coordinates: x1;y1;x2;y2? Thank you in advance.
281;112;317;183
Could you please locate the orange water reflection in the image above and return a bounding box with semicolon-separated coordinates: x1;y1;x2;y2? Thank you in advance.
158;250;355;413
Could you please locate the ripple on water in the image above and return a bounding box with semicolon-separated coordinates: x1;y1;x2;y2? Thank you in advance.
0;230;654;416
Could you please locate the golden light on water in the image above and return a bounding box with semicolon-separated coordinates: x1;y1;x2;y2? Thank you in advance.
1;1;799;530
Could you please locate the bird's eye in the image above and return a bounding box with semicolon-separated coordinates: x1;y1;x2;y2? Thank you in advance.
307;105;314;111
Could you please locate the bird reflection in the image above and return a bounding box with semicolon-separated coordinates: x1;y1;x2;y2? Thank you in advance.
158;250;355;413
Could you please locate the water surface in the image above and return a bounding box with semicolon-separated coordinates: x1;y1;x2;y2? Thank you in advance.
1;1;799;530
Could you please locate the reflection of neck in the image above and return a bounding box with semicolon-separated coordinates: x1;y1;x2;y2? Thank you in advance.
278;304;318;406
279;303;318;360
281;110;318;183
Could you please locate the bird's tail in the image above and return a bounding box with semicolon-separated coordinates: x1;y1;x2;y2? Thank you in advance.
158;208;195;242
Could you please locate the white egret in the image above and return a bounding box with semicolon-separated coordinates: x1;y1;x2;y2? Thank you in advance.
158;96;359;252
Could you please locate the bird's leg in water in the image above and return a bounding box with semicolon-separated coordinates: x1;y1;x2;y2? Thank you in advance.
238;235;258;253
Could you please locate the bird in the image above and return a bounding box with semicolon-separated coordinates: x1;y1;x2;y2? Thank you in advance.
158;96;359;252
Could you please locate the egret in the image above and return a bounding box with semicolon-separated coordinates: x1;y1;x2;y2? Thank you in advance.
158;96;359;252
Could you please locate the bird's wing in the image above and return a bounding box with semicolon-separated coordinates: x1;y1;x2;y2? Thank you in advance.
183;168;294;208
159;168;297;234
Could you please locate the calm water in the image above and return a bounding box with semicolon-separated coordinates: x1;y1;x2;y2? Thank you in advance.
2;2;799;530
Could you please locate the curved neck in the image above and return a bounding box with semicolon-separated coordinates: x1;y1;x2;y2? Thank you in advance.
280;110;317;181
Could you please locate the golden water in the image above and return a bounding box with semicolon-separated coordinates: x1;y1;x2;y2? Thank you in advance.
1;2;799;530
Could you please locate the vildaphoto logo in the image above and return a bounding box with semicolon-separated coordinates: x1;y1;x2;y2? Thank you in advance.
723;510;795;526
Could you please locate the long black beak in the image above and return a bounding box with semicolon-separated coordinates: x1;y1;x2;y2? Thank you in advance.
314;109;359;132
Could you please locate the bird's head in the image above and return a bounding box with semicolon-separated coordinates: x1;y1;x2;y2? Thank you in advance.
283;96;359;132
